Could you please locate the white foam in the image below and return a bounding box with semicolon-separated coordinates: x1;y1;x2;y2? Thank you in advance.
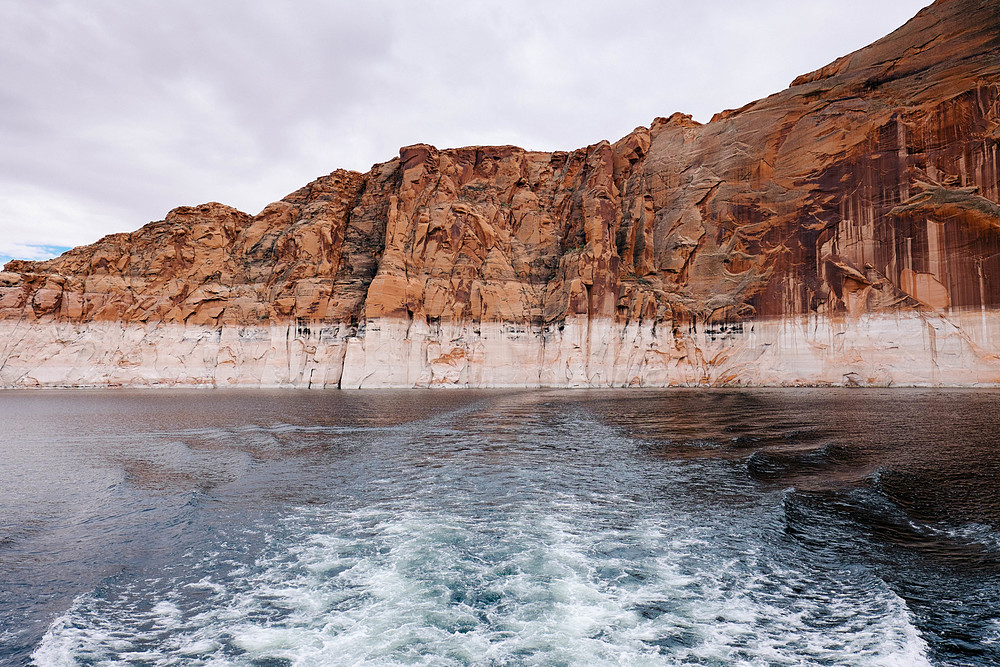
33;495;934;666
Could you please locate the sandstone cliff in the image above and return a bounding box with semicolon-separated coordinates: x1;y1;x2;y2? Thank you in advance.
3;0;1000;388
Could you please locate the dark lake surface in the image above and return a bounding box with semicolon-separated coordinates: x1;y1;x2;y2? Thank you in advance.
1;388;998;666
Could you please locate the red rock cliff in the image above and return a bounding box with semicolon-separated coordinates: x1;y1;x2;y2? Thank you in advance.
3;0;1000;388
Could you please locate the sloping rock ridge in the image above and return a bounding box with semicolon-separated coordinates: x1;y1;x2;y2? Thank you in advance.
3;0;1000;388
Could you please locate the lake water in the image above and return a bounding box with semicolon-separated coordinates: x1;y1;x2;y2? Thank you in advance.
1;389;999;666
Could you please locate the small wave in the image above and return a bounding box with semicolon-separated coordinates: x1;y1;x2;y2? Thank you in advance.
789;470;1000;564
745;442;855;483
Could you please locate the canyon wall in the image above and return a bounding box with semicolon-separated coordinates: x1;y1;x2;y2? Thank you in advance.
3;0;1000;388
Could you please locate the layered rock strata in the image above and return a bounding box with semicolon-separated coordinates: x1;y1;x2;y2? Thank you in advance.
3;0;1000;388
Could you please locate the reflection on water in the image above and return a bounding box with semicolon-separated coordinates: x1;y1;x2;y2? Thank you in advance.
1;389;998;666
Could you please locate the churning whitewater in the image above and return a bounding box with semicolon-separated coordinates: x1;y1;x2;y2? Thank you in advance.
2;389;998;666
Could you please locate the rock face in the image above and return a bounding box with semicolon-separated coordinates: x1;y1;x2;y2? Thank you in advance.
3;0;1000;388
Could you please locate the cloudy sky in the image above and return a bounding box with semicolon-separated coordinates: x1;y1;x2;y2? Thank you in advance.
1;0;930;264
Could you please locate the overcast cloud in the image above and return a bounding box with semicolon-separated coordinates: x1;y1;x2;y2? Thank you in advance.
0;0;930;263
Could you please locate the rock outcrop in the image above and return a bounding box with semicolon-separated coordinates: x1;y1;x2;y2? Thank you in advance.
3;0;1000;388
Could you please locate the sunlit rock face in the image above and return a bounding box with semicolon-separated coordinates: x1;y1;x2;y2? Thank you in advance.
3;0;1000;388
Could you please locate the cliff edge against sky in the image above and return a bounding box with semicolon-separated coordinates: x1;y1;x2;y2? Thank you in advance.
2;0;1000;388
